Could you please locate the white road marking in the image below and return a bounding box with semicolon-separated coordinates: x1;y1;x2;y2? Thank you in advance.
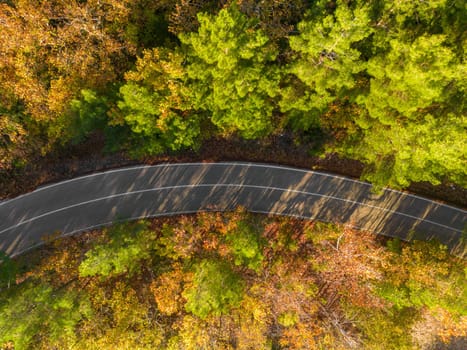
2;162;465;212
9;210;345;257
0;183;462;237
9;207;440;258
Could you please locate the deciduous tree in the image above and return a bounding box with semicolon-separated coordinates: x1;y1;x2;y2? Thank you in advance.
0;281;92;349
0;0;135;149
225;220;264;271
183;259;244;319
79;221;154;278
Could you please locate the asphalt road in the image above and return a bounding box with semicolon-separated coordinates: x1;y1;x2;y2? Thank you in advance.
0;162;465;257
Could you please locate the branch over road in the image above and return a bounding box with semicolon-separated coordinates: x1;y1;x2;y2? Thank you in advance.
0;162;465;257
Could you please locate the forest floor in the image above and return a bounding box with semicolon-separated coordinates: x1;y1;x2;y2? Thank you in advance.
1;132;466;208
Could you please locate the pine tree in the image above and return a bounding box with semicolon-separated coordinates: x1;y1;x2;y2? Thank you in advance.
179;4;281;138
282;0;372;129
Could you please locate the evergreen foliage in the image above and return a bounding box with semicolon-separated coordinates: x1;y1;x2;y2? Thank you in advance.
116;47;201;155
339;0;466;188
283;0;372;129
0;251;17;290
68;89;112;144
179;5;281;138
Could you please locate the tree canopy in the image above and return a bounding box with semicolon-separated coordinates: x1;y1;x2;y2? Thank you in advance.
1;0;465;190
179;5;281;138
1;212;465;349
282;0;372;129
115;47;202;155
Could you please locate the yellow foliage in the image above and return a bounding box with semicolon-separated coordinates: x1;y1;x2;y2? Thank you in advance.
234;294;271;349
0;0;135;138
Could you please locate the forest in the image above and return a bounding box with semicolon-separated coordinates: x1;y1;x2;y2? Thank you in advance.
0;0;465;190
0;211;466;349
0;1;466;348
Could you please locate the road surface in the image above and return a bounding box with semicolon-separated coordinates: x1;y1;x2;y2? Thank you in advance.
0;162;465;257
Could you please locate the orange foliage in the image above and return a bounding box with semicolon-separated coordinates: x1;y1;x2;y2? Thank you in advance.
313;227;388;309
0;0;134;127
150;264;191;316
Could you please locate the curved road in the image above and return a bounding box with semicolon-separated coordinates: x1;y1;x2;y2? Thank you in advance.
0;162;465;257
